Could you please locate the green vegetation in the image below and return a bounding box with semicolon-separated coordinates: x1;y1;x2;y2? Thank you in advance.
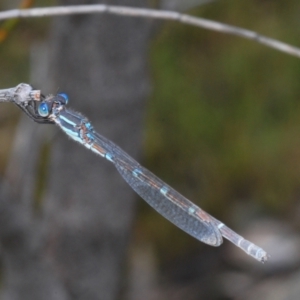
137;0;300;258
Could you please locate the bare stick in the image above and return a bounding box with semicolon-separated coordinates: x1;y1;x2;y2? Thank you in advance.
0;88;14;103
0;83;40;104
0;5;299;58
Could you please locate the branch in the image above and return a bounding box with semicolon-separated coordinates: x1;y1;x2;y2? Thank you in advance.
0;4;299;58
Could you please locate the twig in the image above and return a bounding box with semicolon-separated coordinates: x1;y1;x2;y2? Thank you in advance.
0;5;299;58
0;83;40;104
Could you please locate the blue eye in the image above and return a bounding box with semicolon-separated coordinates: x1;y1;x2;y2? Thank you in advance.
58;93;69;105
38;102;50;117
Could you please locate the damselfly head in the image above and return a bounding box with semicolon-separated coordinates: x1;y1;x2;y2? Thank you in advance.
37;92;68;118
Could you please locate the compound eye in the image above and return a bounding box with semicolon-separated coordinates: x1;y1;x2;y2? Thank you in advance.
38;102;50;117
58;93;69;105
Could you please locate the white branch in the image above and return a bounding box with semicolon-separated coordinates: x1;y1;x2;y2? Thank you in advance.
0;4;300;58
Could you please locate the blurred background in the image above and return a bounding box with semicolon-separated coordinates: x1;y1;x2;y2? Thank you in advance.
1;0;300;299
